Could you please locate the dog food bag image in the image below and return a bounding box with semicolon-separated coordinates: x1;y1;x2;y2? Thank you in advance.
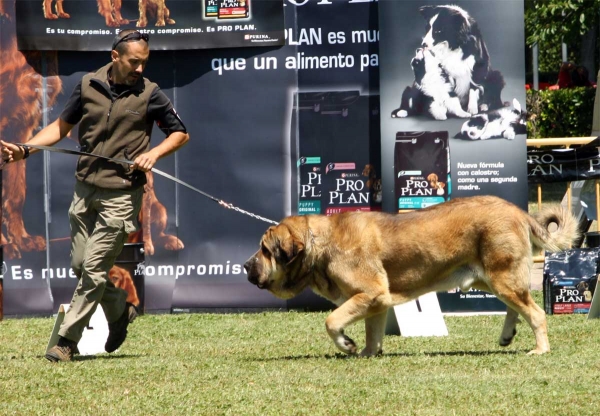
322;162;374;216
394;131;450;211
218;0;249;19
204;0;219;18
290;91;381;216
543;248;600;315
297;157;322;215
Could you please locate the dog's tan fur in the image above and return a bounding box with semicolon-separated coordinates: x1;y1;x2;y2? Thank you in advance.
97;0;129;27
42;0;69;19
245;195;579;356
137;0;175;28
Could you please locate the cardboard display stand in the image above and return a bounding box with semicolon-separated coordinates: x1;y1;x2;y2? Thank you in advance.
588;287;600;319
385;292;448;337
46;304;109;356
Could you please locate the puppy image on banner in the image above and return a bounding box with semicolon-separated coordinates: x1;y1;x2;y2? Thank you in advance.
137;0;175;27
391;4;505;119
42;0;69;19
456;98;527;141
1;2;62;259
245;196;579;356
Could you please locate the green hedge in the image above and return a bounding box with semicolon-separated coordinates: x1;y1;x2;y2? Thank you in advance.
526;87;596;139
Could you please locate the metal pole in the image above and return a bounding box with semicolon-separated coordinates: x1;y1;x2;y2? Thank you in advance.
532;43;539;90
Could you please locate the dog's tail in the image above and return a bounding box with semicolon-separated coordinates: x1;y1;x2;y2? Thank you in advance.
528;204;580;253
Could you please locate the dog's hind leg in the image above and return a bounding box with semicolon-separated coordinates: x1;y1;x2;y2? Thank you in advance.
486;263;549;355
360;311;387;357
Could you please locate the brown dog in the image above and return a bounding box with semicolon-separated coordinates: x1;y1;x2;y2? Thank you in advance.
245;195;579;356
126;171;184;256
97;0;129;27
137;0;175;27
109;265;140;307
1;3;62;259
42;0;69;19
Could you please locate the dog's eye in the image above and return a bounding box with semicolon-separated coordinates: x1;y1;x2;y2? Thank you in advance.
261;245;270;256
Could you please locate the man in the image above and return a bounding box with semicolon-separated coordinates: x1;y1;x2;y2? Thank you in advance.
0;30;189;362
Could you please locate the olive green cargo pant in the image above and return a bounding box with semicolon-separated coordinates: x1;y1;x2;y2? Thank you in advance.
59;181;143;343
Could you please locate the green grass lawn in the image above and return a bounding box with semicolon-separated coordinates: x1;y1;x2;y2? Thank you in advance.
2;292;600;415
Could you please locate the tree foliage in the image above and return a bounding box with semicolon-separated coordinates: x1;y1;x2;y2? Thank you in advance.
525;0;600;46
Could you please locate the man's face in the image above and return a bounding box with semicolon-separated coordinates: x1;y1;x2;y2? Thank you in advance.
111;41;150;86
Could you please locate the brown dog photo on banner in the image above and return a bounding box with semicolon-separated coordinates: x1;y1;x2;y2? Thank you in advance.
1;2;61;259
109;265;140;307
245;195;579;356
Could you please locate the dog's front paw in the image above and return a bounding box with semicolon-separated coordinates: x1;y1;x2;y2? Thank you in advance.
391;109;407;118
334;333;357;355
503;130;516;140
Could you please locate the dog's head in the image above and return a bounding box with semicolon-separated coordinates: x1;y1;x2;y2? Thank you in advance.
419;5;484;61
244;218;308;299
427;173;439;188
362;164;376;179
459;114;488;140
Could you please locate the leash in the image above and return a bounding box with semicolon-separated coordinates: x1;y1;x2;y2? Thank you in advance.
3;143;279;226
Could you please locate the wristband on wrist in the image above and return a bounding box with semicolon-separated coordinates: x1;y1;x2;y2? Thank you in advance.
21;145;30;160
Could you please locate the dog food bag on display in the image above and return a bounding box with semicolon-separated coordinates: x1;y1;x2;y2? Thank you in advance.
218;0;249;19
291;91;381;216
297;156;322;215
204;0;218;17
394;131;450;211
543;247;600;315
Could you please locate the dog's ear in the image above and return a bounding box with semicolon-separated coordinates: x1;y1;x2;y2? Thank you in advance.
268;223;305;266
419;5;437;20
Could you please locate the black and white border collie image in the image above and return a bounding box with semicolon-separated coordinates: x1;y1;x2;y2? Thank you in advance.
392;4;505;119
456;98;527;140
391;48;471;120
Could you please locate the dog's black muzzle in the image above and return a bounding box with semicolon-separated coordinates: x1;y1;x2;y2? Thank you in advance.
244;256;263;288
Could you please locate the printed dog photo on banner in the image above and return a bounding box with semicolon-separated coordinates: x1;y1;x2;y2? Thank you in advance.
379;0;528;313
1;1;182;314
379;0;528;208
387;3;526;142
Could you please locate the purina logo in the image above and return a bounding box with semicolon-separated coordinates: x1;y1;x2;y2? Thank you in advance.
245;34;270;40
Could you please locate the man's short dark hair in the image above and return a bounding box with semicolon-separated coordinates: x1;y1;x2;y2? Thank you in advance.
112;30;150;54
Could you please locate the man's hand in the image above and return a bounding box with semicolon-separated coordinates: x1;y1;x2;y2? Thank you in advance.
0;140;27;163
131;150;159;172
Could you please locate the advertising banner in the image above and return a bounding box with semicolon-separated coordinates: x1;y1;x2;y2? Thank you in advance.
528;137;600;183
16;0;284;51
379;0;527;313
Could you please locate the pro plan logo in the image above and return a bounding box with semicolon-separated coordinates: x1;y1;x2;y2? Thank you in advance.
1;261;7;278
135;261;145;277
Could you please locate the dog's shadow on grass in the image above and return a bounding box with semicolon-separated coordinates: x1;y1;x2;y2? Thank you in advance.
39;354;141;362
249;349;524;362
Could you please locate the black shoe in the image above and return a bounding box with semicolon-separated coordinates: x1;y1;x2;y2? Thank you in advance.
46;336;78;362
105;303;138;353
